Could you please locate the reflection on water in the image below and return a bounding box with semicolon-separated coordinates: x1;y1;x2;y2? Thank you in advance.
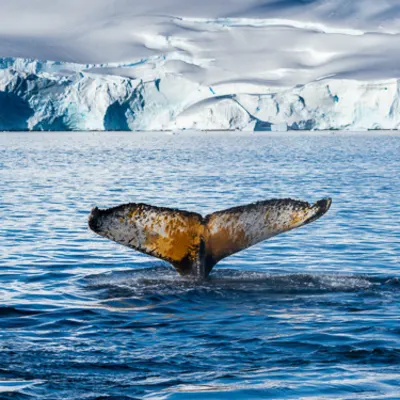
0;132;399;399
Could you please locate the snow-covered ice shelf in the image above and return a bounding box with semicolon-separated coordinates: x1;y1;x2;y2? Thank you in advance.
1;0;400;131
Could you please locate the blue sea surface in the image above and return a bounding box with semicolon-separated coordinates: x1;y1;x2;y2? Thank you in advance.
0;131;399;399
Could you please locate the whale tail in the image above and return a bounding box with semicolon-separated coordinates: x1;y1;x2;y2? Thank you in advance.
89;198;332;279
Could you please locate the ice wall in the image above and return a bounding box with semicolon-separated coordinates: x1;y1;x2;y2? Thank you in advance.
1;58;400;131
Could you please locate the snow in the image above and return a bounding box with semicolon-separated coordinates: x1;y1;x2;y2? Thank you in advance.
0;0;400;131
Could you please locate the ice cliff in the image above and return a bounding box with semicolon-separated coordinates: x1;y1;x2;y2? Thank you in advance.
1;57;400;131
2;0;400;131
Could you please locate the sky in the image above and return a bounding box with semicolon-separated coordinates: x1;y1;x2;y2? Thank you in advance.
0;0;400;88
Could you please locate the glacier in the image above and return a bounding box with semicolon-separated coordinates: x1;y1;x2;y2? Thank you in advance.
1;0;400;131
1;57;400;131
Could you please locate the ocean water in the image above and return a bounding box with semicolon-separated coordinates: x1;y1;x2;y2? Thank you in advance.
0;131;399;400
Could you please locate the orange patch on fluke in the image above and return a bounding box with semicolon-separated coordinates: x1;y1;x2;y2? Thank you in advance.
290;209;309;226
143;214;203;263
205;223;249;261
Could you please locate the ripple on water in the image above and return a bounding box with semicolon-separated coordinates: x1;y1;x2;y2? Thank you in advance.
0;132;399;399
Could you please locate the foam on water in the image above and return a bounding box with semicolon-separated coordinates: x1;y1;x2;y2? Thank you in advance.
85;267;377;298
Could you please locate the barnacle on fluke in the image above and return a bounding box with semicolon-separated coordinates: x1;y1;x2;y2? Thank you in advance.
88;198;332;279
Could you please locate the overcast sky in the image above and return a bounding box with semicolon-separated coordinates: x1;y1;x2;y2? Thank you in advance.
1;0;399;87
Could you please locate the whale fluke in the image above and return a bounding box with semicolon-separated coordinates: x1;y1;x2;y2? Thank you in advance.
88;198;332;279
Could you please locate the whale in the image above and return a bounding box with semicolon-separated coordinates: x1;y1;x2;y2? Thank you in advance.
88;198;332;280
